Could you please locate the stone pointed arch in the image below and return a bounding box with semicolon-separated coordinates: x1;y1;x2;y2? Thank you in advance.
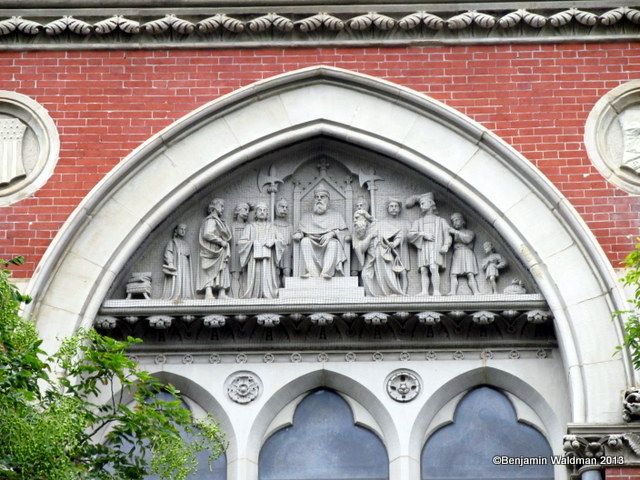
27;65;632;428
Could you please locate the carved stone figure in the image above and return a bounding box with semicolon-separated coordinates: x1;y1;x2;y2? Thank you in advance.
273;198;293;285
481;241;508;294
238;202;284;299
504;278;527;294
407;192;452;296
293;185;348;278
0;118;26;185
378;198;411;292
230;202;252;297
447;212;480;295
351;195;370;277
352;209;405;297
197;198;232;299
161;223;194;299
125;272;152;299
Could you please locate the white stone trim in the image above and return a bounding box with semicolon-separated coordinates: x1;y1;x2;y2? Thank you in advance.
0;91;59;206
27;66;632;430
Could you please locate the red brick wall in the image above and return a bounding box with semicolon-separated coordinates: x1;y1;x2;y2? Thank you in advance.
1;43;639;277
606;467;640;479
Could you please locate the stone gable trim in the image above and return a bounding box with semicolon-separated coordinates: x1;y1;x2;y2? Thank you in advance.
1;5;640;48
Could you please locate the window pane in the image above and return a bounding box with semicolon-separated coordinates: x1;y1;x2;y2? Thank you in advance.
259;389;389;480
421;387;553;480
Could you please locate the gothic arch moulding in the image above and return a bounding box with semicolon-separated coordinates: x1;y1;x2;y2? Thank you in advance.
27;66;632;428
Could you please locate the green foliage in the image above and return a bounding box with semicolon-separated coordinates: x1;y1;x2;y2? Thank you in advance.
0;258;226;480
620;239;640;369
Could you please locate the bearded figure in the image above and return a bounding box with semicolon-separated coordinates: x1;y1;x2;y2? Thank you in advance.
352;209;405;297
196;198;232;299
293;186;348;278
238;202;284;299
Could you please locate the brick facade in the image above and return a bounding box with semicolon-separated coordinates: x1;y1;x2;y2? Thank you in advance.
1;42;639;277
606;467;640;479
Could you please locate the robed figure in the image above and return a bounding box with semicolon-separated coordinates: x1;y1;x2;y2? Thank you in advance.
197;198;233;299
162;223;195;300
352;210;405;297
238;203;285;299
293;186;348;278
379;198;411;293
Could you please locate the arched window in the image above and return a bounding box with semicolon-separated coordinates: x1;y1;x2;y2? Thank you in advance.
421;386;553;480
259;389;388;480
124;391;227;480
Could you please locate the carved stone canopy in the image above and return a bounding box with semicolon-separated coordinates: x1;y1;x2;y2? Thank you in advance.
99;137;551;351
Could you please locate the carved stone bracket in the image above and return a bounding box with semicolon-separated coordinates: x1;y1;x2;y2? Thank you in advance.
2;5;640;48
624;388;640;422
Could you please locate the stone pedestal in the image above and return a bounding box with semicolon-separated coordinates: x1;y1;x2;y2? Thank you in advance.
279;276;365;300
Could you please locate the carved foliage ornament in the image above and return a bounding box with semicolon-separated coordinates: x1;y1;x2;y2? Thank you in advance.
0;91;59;206
226;371;261;404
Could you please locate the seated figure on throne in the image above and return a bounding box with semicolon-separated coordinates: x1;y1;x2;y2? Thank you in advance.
293;185;348;278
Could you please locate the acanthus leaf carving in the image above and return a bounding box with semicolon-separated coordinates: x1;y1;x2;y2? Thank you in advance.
247;13;294;33
256;313;281;327
498;9;547;29
148;315;173;329
549;8;597;28
363;312;389;325
348;12;396;31
471;310;496;325
296;13;344;32
309;312;334;326
398;11;444;31
600;7;626;26
416;311;442;325
197;14;244;33
526;310;552;324
14;17;41;35
0;17;17;36
203;314;227;328
95;316;117;330
142;15;195;35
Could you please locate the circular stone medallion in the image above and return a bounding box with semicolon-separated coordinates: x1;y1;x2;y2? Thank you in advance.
0;91;59;205
585;80;640;194
225;371;262;404
385;369;422;403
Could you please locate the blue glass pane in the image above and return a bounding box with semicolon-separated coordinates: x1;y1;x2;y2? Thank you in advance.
421;387;553;480
259;389;389;480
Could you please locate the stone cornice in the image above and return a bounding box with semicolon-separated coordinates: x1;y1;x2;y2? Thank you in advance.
0;4;639;49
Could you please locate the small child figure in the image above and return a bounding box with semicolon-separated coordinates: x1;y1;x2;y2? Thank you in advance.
480;241;507;294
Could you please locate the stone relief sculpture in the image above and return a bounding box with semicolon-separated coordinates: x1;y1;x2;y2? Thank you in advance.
481;241;508;294
0;118;27;186
126;272;152;299
619;109;640;174
407;193;452;296
230;202;253;297
352;209;405;297
504;278;527;294
293;185;348;278
197;198;232;299
447;212;480;295
379;198;411;293
350;195;370;278
238;202;285;299
273;198;293;286
161;223;194;300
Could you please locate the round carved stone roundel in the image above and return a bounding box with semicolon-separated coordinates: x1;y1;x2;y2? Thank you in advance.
385;369;421;403
585;80;640;194
225;371;262;404
0;91;59;205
